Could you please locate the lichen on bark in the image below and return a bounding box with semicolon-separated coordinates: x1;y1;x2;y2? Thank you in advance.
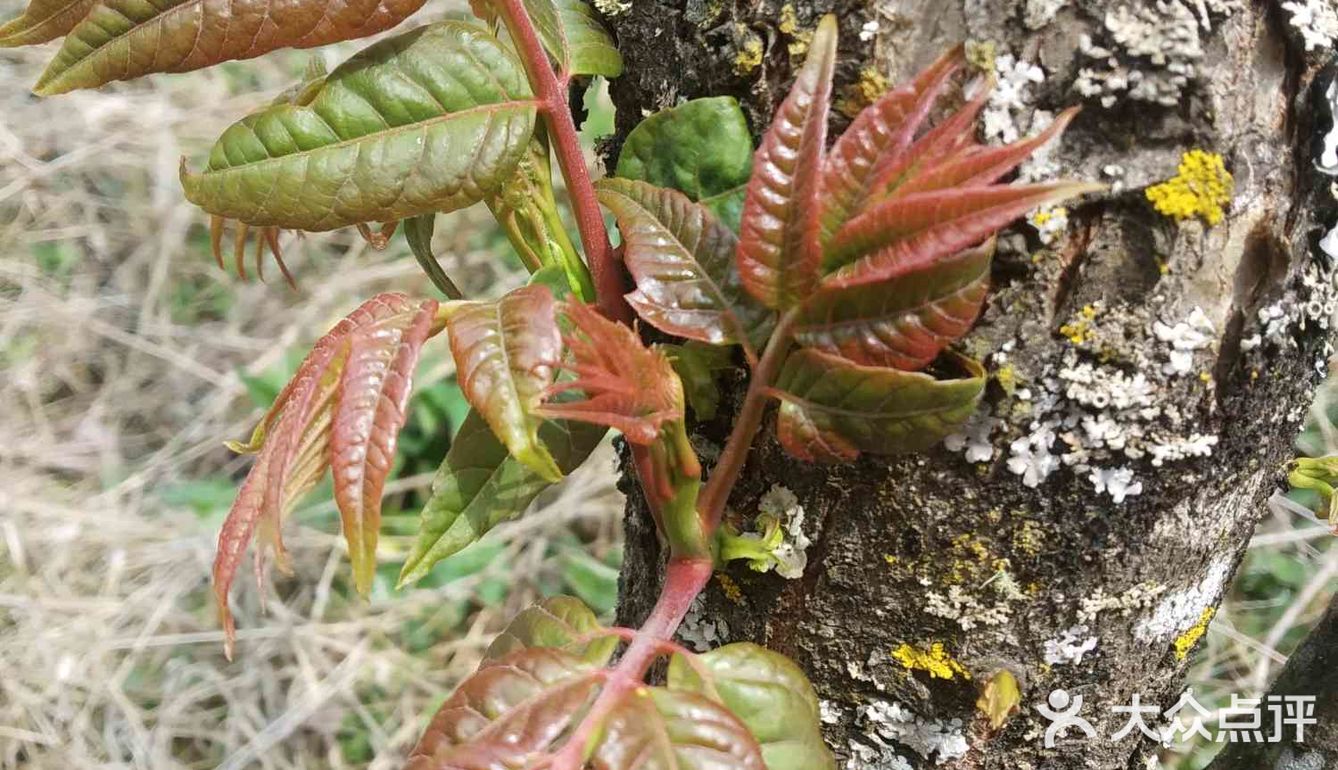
605;1;1336;767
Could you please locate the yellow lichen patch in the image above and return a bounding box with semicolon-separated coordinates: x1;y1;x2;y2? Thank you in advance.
1173;607;1215;660
837;67;889;118
733;25;763;75
1058;304;1099;346
778;3;799;34
1011;519;1045;558
964;40;996;73
994;363;1019;394
1145;150;1233;226
716;573;744;604
893;642;972;680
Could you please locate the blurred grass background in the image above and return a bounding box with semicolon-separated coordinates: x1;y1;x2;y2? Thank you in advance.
0;4;1330;768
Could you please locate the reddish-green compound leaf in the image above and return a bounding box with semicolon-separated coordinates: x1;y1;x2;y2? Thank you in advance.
444;285;564;482
615;97;753;201
891;107;1079;198
592;687;766;770
485;595;619;666
773;349;986;462
793;240;993;370
818;46;962;248
32;0;424;94
214;292;432;657
526;0;623;77
668;642;835;770
397;409;605;587
536;302;685;445
734;14;837;309
823;182;1102;288
597;178;771;348
332;295;437;597
0;0;93;47
180;22;537;232
406;647;603;769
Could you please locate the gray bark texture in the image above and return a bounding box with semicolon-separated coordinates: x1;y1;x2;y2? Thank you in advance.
604;1;1337;769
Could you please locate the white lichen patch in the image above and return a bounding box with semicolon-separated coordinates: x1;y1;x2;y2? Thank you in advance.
1028;204;1070;245
944;411;1000;462
1133;555;1231;643
678;594;729;652
1089;466;1144;503
845;739;913;770
1078;581;1167;623
593;0;631;16
983;54;1044;144
1148;433;1218;466
926;584;1013;630
1282;0;1338;51
857;701;969;766
821;699;844;725
1153;306;1215;376
1007;423;1061;487
1023;0;1069;29
1044;625;1100;665
759;485;812;579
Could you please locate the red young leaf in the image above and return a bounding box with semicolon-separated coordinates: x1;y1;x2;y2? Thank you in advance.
332;295;437;597
213;292;437;658
734;14;837;309
443;285;564;481
535;302;684;444
406;647;603;769
818;46;962;247
592;687;766;770
597;178;770;350
822;181;1102;289
794;239;993;370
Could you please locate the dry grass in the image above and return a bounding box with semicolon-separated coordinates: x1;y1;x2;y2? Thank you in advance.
0;10;623;768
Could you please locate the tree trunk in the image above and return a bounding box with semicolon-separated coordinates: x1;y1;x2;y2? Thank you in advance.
606;1;1335;769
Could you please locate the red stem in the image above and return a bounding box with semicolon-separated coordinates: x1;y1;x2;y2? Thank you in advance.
494;0;630;323
549;558;713;770
697;309;798;531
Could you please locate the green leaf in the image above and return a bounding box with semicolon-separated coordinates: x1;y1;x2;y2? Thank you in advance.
773;349;986;462
0;0;93;47
593;687;765;770
397;410;604;587
404;214;464;300
597;178;771;348
664;341;733;420
668;642;835;770
484;595;618;665
794;239;993;370
406;647;604;769
701;185;746;233
735;15;837;309
525;0;623;77
559;549;620;615
33;0;425;95
615;97;753;201
180;22;537;232
443;285;564;481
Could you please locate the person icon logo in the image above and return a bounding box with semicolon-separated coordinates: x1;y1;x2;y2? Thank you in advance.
1036;689;1098;748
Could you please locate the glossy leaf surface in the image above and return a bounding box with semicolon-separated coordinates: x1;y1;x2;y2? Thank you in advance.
33;0;425;94
181;22;537;232
668;642;835;770
615;97;753;201
331;295;436;596
485;595;618;665
597;178;770;348
526;0;622;77
536;302;684;444
592;687;766;770
773;349;986;462
406;647;603;769
214;292;435;656
444;285;564;481
823;182;1100;288
0;0;92;47
818;46;962;246
734;15;837;309
398;410;604;587
793;240;992;370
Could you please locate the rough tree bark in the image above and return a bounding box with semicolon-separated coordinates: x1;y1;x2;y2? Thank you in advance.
606;1;1336;769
